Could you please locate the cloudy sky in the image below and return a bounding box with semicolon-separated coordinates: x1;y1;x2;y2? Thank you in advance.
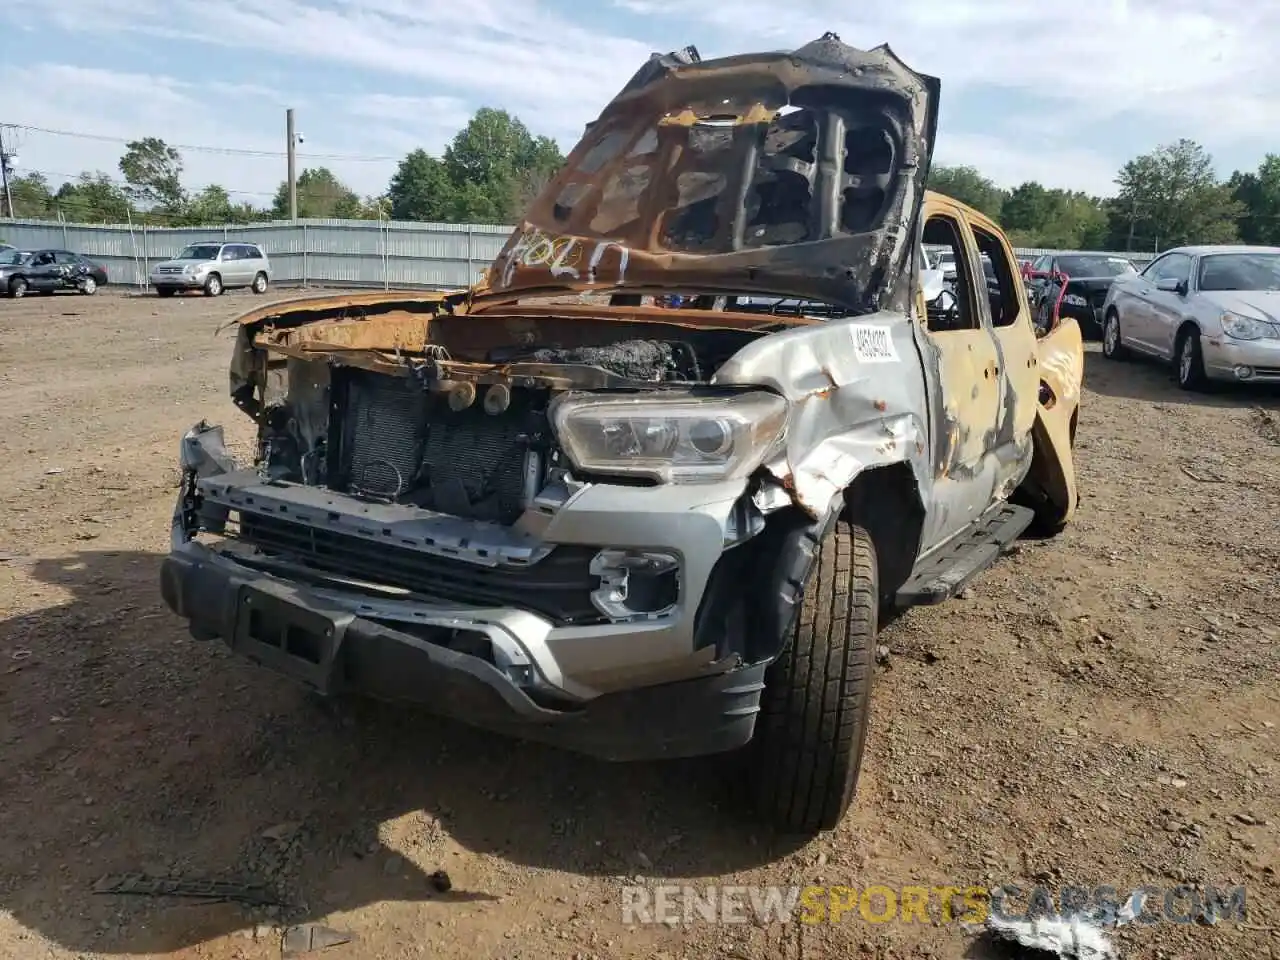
0;0;1275;210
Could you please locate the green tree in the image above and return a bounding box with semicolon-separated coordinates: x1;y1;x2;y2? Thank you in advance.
7;172;53;219
179;184;235;225
1001;182;1058;235
119;137;186;210
927;164;1006;220
271;167;364;219
387;110;565;224
1005;185;1110;249
387;149;457;221
51;173;132;223
1107;139;1242;251
1230;154;1280;245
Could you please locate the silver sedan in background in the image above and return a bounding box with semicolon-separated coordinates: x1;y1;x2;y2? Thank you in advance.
1100;245;1280;390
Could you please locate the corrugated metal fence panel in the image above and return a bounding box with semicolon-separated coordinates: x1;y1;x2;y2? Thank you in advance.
2;216;1157;288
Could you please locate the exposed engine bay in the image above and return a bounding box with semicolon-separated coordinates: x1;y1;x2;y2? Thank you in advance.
235;304;776;531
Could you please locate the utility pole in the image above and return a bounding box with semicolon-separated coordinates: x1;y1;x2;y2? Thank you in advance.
0;125;15;219
286;108;298;221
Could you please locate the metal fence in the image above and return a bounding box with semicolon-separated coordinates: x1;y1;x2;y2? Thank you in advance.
0;217;512;290
0;215;1154;289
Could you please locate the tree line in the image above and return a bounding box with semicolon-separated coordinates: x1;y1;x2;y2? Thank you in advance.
2;107;564;228
929;139;1279;251
5;113;1280;253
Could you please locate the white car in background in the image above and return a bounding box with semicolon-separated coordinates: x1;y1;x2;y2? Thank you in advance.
1100;245;1280;390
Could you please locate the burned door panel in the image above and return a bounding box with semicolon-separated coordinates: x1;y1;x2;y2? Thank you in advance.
915;204;1003;546
970;217;1040;497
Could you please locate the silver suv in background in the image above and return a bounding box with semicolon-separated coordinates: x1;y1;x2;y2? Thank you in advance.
150;241;271;297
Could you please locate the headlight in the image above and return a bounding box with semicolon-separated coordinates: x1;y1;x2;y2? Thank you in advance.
550;390;788;483
184;264;199;274
1062;294;1088;308
1221;313;1279;341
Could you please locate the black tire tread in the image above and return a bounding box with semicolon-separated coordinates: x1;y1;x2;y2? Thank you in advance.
752;520;877;834
1176;328;1207;391
1102;310;1129;360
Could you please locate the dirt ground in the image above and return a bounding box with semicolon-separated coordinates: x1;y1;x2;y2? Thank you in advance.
1;289;1278;960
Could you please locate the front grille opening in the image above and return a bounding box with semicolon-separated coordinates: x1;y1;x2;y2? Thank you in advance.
229;511;606;625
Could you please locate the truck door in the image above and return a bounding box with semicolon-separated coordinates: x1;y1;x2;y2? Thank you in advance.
967;219;1039;475
916;201;1003;549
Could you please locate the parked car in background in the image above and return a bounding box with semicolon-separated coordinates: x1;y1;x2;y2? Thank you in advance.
1026;253;1137;338
1102;244;1280;390
0;247;108;298
150;241;271;297
935;248;957;281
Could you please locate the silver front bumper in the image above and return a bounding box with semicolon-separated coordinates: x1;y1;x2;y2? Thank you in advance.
1203;336;1280;382
172;424;780;702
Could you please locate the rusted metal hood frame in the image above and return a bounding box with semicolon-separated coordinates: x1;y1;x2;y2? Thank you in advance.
469;32;940;314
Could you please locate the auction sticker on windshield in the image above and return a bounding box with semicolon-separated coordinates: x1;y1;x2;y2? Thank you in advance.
852;324;900;363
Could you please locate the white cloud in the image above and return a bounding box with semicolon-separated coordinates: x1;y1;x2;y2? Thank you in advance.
934;132;1119;197
603;0;1279;141
0;62;464;203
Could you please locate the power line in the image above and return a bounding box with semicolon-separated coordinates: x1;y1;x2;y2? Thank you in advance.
16;167;275;198
7;123;400;163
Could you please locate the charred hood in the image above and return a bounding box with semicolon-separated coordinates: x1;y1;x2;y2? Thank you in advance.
471;32;940;315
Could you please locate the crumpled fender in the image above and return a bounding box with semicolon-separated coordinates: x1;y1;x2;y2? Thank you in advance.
711;313;931;518
1026;314;1084;527
171;421;238;549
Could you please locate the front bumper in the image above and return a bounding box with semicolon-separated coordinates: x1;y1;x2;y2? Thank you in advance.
1202;336;1280;383
1056;300;1105;336
160;541;766;761
151;272;206;288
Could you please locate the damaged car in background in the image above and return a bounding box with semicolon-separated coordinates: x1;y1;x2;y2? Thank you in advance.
1025;252;1138;338
160;33;1084;834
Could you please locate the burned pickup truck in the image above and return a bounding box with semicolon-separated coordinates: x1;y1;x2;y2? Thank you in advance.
161;34;1083;834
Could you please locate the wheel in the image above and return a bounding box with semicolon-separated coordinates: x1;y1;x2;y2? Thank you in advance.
9;277;28;298
750;519;878;834
79;276;98;295
156;286;175;298
203;273;223;297
1101;310;1129;360
251;272;268;294
1176;327;1208;391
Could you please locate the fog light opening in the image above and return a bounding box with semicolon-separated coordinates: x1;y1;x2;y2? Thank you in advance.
589;549;680;621
1233;365;1255;380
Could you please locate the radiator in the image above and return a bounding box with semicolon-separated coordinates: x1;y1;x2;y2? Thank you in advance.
333;370;542;524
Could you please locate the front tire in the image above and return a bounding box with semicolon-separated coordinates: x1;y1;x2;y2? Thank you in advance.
750;520;878;834
1102;310;1128;360
203;273;223;297
1176;327;1208;391
9;277;27;298
251;272;268;294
